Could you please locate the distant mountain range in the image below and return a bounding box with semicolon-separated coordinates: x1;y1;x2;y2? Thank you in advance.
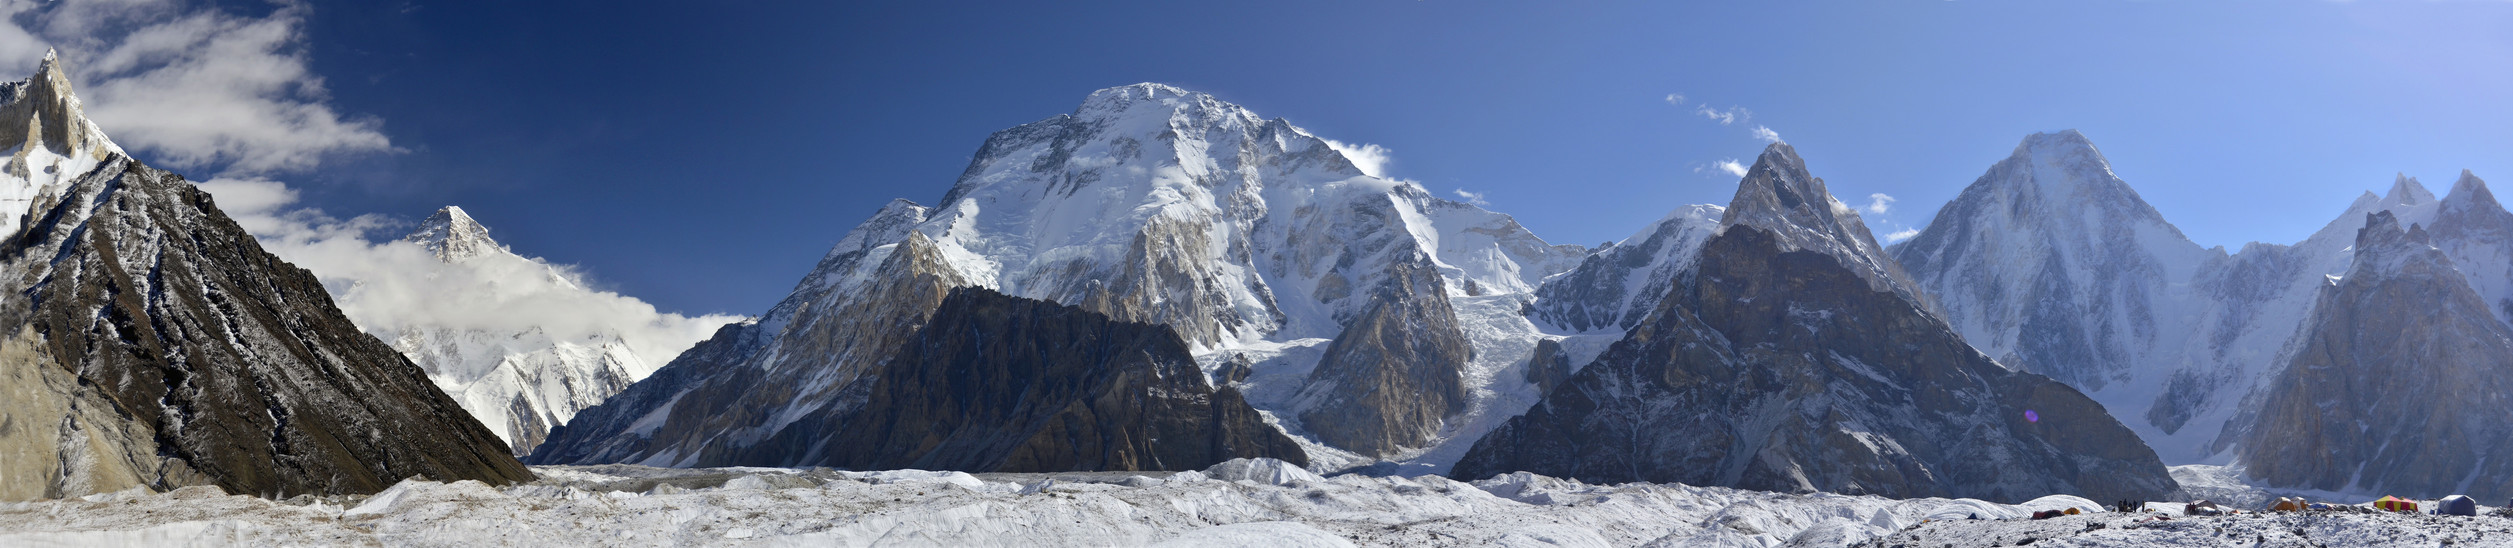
10;63;2507;506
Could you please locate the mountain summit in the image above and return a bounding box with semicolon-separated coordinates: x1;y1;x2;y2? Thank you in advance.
405;206;506;262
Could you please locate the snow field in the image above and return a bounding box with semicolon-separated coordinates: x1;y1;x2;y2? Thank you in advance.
0;461;2142;547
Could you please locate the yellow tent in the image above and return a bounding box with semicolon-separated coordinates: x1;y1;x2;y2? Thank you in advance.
2374;496;2420;513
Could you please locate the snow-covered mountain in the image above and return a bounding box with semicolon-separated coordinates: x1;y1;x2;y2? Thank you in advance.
536;83;1593;472
376;206;709;456
1455;143;2178;503
1890;130;2513;486
0;51;531;501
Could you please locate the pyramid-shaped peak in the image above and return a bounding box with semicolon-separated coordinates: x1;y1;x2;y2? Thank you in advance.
2018;129;2097;153
2446;170;2498;210
405;205;506;261
1720;141;1917;295
2385;173;2436;206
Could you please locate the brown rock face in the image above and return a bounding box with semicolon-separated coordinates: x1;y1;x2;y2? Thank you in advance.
783;287;1304;471
2236;212;2513;500
0;54;529;500
1293;257;1473;457
1522;338;1573;397
1453;226;2177;503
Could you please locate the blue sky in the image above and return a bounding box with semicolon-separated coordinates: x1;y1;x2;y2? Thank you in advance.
16;1;2511;317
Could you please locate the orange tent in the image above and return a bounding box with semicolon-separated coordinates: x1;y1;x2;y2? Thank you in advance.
2270;497;2306;512
2374;496;2420;513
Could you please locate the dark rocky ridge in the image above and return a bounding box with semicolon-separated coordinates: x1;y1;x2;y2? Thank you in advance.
789;286;1305;471
2235;211;2513;501
0;55;530;500
1453;225;2177;503
1293;256;1473;456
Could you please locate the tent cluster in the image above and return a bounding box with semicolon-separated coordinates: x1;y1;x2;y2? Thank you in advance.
2264;494;2479;516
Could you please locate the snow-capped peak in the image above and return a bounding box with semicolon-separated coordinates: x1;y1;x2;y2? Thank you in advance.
2384;173;2436;207
404;205;509;261
1720;141;1915;295
2446;170;2498;213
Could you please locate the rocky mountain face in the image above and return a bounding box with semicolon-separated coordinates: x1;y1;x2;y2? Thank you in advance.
537;84;1590;471
0;53;530;501
758;287;1304;472
2235;212;2513;500
1453;143;2178;503
378;206;689;457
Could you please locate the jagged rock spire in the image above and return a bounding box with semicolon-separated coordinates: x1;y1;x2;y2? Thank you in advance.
0;49;128;240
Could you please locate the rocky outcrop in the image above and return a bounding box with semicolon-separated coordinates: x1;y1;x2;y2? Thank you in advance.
1521;338;1572;397
0;53;530;500
2235;211;2513;500
773;287;1304;471
1454;144;2177;503
1292;256;1472;456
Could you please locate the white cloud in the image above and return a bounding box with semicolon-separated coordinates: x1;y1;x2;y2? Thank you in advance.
0;0;395;175
1697;105;1750;126
1452;188;1489;207
1884;228;1921;243
1864;193;1895;215
197;179;741;368
1321;138;1392;178
1750;125;1782;143
1714;159;1748;177
1663;93;1685;106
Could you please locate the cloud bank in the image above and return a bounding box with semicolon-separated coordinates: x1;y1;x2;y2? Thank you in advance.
0;0;394;175
198;179;741;368
1864;193;1895;214
1714;159;1748;177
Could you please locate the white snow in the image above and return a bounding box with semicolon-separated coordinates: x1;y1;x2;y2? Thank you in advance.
0;463;2310;547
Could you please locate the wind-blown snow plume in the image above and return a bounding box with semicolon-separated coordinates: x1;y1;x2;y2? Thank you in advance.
1750;125;1782;143
1321;138;1392;178
1452;188;1489;206
195;179;740;373
0;0;393;175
